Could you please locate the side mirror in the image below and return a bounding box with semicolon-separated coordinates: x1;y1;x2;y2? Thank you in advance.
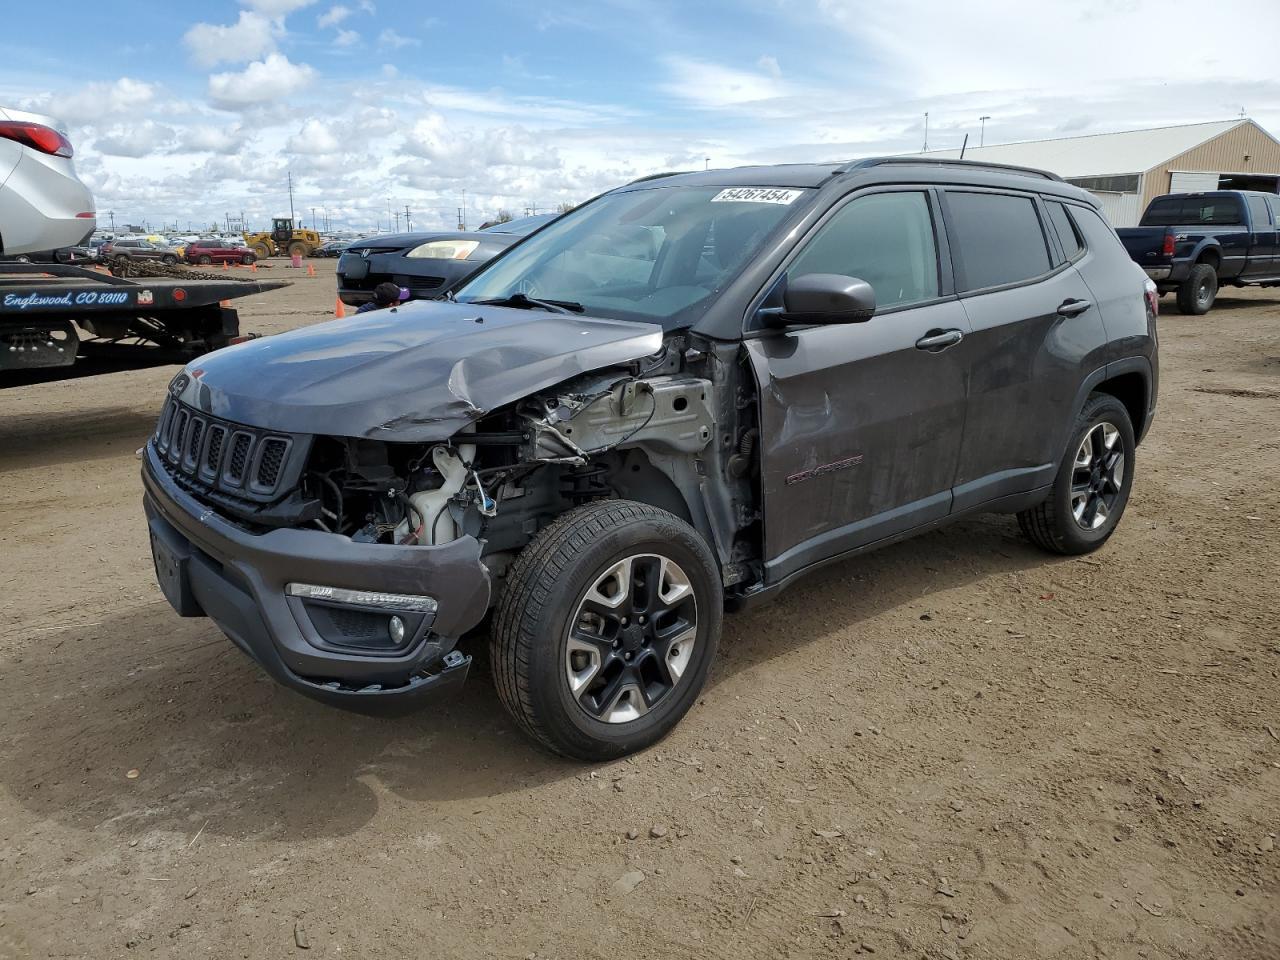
764;273;877;327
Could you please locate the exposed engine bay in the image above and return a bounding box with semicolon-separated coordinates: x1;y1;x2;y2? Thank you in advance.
289;337;764;592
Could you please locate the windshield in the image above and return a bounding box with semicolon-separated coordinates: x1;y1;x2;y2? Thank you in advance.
454;184;811;328
1142;196;1243;226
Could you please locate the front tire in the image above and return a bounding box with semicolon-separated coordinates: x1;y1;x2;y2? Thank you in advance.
492;500;722;761
1176;263;1217;315
197;255;212;265
161;254;177;265
242;254;256;265
1018;393;1136;555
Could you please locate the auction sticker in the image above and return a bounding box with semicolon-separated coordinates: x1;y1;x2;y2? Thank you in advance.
711;187;804;204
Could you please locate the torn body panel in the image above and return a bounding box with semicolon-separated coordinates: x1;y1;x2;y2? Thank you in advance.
170;300;664;442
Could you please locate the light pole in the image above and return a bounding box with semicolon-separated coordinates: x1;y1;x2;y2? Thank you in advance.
979;116;991;147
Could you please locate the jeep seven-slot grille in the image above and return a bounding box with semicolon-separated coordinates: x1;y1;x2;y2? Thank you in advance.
153;397;295;502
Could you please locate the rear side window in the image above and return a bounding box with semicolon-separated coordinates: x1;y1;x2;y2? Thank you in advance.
1246;195;1272;227
1070;206;1129;258
787;191;939;310
1045;201;1084;262
945;191;1051;291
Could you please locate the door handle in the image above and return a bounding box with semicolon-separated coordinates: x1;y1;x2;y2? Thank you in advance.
1056;298;1092;317
915;328;964;351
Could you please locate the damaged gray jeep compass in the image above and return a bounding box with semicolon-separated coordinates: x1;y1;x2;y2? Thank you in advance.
143;158;1158;760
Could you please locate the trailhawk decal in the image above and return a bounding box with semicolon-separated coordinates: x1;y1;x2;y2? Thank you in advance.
2;290;132;310
711;187;804;205
785;454;864;486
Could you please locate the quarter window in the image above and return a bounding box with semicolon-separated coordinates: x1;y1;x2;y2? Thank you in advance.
1046;201;1084;262
786;191;939;310
946;191;1051;291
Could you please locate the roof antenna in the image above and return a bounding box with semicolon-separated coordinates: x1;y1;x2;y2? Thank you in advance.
959;133;969;160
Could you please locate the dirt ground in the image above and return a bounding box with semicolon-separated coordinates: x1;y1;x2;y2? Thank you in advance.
1;260;1277;960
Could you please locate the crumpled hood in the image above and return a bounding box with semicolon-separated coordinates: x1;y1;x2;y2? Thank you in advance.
175;300;663;442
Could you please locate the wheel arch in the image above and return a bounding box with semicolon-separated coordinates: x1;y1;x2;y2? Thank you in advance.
1195;244;1221;273
1073;357;1153;446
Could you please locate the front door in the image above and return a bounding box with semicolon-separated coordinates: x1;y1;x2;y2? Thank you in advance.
745;189;971;585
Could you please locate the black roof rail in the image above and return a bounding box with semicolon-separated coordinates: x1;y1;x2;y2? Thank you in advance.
625;170;691;186
838;156;1063;182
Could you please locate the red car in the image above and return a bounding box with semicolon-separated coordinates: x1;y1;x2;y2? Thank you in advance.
185;239;256;266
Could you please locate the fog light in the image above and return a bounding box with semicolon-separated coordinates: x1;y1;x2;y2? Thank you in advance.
388;615;406;644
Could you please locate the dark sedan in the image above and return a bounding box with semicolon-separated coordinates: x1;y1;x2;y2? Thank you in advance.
336;214;555;306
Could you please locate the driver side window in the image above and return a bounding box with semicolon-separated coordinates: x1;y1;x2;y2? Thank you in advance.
789;191;940;310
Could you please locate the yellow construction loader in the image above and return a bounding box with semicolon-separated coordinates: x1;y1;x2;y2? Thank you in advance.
243;218;322;260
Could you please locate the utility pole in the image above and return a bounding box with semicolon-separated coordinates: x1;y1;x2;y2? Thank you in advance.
393;211;401;231
287;170;296;224
979;115;991;147
922;112;929;153
404;204;412;231
456;207;464;231
311;206;317;231
107;210;115;232
705;157;710;170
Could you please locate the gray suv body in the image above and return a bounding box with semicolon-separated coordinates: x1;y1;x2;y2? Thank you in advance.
142;158;1158;760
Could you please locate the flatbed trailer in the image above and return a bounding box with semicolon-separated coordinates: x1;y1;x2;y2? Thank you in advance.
0;262;287;384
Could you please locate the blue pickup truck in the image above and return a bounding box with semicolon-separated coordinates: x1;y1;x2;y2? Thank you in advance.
1117;190;1280;315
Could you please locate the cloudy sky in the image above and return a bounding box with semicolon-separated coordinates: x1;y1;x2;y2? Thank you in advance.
3;0;1277;233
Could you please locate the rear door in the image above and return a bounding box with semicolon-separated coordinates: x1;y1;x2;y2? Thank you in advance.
1244;194;1278;276
941;189;1107;510
745;187;971;583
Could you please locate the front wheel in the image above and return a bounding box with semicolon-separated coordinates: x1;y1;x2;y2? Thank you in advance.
491;500;722;761
161;254;177;265
197;255;212;265
242;254;255;265
1018;393;1136;555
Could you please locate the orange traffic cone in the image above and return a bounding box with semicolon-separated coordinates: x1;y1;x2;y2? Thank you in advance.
335;298;346;319
306;263;316;277
222;260;228;270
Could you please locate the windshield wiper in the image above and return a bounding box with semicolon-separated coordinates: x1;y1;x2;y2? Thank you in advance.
471;292;584;314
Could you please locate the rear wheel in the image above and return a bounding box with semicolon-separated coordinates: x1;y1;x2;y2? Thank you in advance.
251;243;271;260
492;500;722;761
1176;263;1217;315
1018;393;1136;555
197;255;212;265
287;241;309;258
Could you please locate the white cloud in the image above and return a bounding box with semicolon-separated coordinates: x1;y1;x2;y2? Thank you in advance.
334;28;360;47
241;0;317;17
757;55;781;79
318;4;351;27
24;77;156;126
286;118;342;154
661;56;795;110
208;54;317;108
379;28;420;49
175;124;248;155
400;113;562;180
94;120;175;158
183;12;277;68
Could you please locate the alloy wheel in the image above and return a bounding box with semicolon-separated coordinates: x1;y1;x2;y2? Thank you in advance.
1070;421;1125;530
565;553;698;724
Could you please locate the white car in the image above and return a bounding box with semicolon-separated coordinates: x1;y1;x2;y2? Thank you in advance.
0;105;95;257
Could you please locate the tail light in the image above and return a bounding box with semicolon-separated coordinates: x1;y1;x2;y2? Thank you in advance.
1144;277;1159;318
0;121;74;158
1161;232;1175;257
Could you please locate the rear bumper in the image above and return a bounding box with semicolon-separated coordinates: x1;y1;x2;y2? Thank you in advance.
141;444;491;712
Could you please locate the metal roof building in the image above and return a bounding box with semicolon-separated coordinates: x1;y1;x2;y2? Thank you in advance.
921;119;1280;226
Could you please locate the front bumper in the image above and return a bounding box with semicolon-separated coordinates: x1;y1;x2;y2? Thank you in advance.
141;444;492;712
